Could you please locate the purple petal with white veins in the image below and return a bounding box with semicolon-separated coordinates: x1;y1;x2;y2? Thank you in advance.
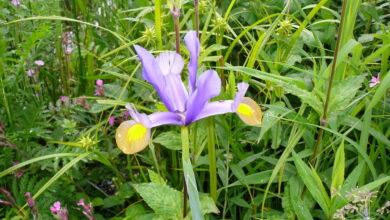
148;111;184;127
232;82;249;111
185;70;221;124
185;31;200;94
156;52;184;76
192;100;234;123
126;103;141;122
125;103;152;127
156;52;188;112
135;45;175;111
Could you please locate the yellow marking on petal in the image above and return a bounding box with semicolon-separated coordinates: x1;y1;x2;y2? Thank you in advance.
115;121;150;154
236;97;262;126
128;123;147;142
237;103;254;117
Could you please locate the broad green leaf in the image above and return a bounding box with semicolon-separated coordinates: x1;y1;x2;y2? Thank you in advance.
134;183;183;219
283;83;323;115
328;75;365;113
331;141;345;194
200;194;219;214
153;131;182;150
292;151;330;216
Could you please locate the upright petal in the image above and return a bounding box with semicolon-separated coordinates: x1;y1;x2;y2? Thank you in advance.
185;70;221;124
185;31;200;94
134;45;164;87
156;52;184;76
156;52;189;112
134;45;175;111
116;120;151;154
148;111;184;127
192;100;234;122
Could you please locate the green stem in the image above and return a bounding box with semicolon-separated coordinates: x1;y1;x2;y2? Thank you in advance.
172;7;181;54
155;0;163;50
194;0;199;38
207;118;217;201
181;126;204;220
310;0;347;168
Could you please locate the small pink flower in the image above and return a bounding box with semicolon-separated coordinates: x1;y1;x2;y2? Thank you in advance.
34;60;45;66
25;192;35;208
369;73;380;88
94;80;104;96
108;116;115;125
27;69;35;77
0;199;12;205
59;96;68;102
77;199;85;206
77;199;95;220
11;0;20;7
96;80;103;86
50;201;61;213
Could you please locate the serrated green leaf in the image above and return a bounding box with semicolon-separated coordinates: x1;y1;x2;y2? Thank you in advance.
148;169;166;185
134;183;183;219
200;194;219;214
153;131;182;150
328;75;365;113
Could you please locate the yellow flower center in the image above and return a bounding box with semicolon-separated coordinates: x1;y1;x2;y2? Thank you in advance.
128;123;147;142
237;103;254;116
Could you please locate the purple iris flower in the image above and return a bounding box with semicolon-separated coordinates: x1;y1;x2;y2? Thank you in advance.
115;31;262;154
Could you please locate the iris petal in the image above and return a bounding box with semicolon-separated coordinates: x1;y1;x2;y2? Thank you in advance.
192;100;234;122
115;120;151;154
185;70;221;124
134;45;176;112
156;51;189;112
184;31;200;94
235;97;262;126
148;111;184;127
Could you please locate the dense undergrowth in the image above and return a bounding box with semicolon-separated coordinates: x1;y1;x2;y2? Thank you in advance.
0;0;389;219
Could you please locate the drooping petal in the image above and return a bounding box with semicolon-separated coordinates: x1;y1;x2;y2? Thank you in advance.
148;111;184;127
156;52;184;76
185;70;221;124
115;120;151;154
185;31;200;94
232;82;249;111
192;100;234;123
134;45;175;111
125;103;152;128
156;51;189;112
235;97;262;126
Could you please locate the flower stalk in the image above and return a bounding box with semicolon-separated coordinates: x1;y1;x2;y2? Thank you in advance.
172;6;181;54
194;0;199;37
